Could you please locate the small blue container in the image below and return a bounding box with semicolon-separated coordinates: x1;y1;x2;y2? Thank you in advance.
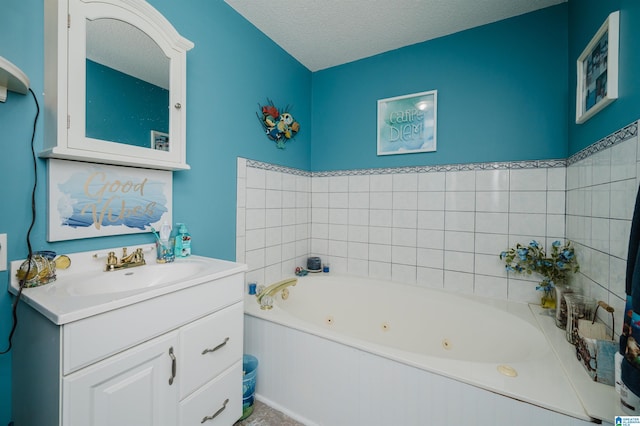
240;354;259;420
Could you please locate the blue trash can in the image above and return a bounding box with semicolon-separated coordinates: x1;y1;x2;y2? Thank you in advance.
240;354;258;420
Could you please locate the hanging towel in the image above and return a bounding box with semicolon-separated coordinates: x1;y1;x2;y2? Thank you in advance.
621;184;640;411
626;183;640;307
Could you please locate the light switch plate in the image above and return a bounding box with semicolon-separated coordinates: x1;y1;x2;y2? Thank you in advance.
0;234;6;272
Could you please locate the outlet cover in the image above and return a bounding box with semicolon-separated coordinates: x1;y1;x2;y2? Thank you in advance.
0;234;6;272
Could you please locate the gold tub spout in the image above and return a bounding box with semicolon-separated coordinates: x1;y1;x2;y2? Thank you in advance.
256;277;297;309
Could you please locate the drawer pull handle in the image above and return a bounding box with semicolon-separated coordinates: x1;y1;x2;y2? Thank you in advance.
202;337;229;355
168;346;176;385
201;398;229;423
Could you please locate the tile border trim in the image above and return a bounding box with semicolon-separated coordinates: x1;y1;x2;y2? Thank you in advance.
311;159;567;177
244;119;638;177
245;158;567;178
246;159;311;176
567;120;638;165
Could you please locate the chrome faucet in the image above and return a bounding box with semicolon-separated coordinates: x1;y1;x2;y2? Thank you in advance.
256;277;297;310
105;247;146;271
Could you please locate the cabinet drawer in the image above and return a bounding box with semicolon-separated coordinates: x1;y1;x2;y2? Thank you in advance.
62;273;243;375
179;302;243;399
179;361;242;426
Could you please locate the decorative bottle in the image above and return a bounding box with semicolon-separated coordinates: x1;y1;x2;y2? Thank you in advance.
176;223;191;257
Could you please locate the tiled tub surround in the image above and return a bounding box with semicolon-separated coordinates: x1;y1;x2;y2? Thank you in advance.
235;121;639;425
237;120;639;316
237;158;567;305
566;121;639;338
236;158;312;289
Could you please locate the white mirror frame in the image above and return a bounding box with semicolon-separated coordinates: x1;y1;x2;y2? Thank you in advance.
42;0;194;170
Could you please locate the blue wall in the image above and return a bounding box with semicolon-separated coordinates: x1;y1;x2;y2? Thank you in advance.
568;0;640;154
0;1;310;422
311;5;568;171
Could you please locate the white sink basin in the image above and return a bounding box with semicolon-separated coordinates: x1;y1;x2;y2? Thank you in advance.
9;245;248;324
58;258;214;296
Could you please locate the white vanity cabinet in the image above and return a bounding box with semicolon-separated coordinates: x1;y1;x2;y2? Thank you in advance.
11;263;245;426
63;331;180;426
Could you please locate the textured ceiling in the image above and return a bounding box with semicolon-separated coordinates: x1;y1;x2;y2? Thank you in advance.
224;0;566;71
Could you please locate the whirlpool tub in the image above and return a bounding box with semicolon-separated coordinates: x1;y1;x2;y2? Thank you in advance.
243;274;596;425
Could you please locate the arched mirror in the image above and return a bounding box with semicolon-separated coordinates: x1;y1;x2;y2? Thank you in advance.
85;18;170;149
42;0;194;170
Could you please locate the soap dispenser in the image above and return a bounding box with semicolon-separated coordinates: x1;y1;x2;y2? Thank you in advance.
174;223;183;256
175;223;191;257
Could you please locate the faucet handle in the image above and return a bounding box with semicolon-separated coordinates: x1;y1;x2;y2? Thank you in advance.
107;252;117;265
136;248;144;260
260;295;274;310
281;288;290;300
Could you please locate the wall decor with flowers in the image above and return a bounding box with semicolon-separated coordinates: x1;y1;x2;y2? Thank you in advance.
257;98;300;149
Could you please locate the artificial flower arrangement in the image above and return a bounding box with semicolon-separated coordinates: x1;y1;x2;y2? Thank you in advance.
499;240;580;308
257;99;300;149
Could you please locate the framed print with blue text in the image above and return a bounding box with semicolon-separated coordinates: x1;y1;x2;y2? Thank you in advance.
377;90;437;156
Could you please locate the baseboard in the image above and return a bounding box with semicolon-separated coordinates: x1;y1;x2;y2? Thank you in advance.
255;393;319;426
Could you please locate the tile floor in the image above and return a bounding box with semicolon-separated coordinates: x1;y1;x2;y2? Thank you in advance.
235;400;305;426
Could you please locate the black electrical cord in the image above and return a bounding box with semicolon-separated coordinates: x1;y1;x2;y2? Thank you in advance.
0;88;39;355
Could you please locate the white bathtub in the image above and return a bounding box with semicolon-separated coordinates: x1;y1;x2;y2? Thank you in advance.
244;275;596;425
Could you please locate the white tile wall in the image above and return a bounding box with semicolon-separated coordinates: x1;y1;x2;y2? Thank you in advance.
239;160;569;305
566;122;640;335
237;158;311;288
237;121;638;308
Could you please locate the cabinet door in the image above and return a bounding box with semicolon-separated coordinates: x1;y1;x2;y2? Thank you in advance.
63;331;179;426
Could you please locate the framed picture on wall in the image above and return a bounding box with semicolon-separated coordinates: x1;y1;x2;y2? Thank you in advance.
48;159;172;241
377;90;437;155
151;130;170;151
575;11;619;124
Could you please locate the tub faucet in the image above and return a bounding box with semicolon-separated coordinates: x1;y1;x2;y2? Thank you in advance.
256;277;297;310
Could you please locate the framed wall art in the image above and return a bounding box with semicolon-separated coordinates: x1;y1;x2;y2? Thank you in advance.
377;90;437;156
575;11;619;124
48;159;172;241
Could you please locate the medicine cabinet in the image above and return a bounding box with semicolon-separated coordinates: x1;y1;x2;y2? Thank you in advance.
42;0;194;170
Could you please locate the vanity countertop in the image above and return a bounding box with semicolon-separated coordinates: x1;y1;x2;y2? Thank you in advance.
9;245;247;325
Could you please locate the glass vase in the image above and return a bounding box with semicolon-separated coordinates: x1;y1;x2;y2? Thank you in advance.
554;285;577;329
540;286;556;309
565;294;597;344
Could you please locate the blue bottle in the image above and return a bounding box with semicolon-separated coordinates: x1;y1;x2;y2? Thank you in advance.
174;223;182;256
175;223;191;257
